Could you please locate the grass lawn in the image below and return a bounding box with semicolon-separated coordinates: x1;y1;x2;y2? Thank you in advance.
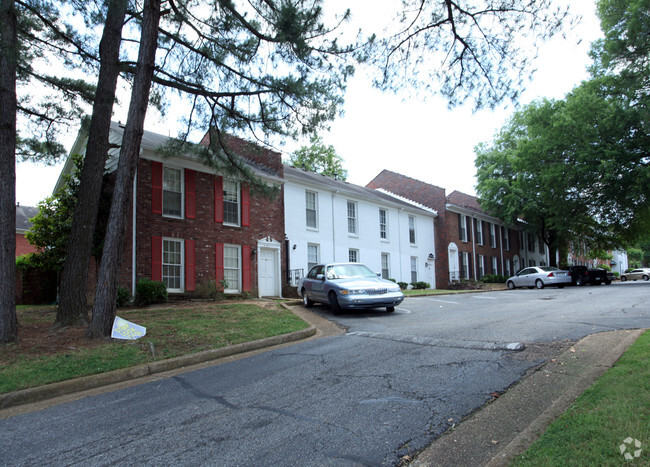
511;329;650;466
0;302;308;394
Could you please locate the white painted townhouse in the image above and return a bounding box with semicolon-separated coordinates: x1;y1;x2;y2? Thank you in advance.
284;166;438;288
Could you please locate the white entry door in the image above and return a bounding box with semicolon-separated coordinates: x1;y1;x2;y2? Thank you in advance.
259;248;278;297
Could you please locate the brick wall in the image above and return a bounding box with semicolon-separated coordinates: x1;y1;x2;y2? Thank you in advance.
120;157;285;298
15;233;37;257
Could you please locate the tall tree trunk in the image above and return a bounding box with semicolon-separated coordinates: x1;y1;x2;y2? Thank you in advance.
56;0;128;327
87;0;161;338
0;0;17;344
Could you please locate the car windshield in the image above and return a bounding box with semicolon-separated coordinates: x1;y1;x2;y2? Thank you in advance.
326;264;375;279
540;267;560;272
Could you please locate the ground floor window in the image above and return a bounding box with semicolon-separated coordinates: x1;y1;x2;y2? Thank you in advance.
308;243;320;271
477;254;485;279
163;238;183;291
381;253;390;279
460;252;470;279
410;256;418;284
349;248;359;263
491;256;498;275
224;244;241;293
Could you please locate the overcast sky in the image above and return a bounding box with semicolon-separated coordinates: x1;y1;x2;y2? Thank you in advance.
15;0;603;207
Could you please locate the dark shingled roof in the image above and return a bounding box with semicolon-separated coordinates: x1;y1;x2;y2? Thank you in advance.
446;190;484;214
16;205;39;233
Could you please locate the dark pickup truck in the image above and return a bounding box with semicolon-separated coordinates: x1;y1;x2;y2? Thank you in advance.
567;266;612;286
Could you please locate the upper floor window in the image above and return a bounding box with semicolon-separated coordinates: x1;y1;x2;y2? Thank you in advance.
503;227;510;251
349;248;359;263
538;237;544;254
476;220;484;245
223;180;240;226
163;167;182;217
305;191;318;229
489;223;496;248
379;209;388;240
408;216;416;244
459;214;467;242
347;201;358;235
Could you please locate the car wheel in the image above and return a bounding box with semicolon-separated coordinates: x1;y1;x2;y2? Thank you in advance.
386;306;395;313
535;279;544;289
576;277;584;286
621;276;627;281
605;280;612;285
328;291;342;314
558;285;564;289
507;281;515;290
301;289;314;308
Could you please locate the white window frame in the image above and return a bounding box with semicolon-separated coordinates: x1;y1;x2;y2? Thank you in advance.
460;214;467;242
223;179;241;227
381;253;390;279
490;223;496;248
348;248;359;263
223;244;242;293
305;191;318;230
347;200;358;235
491;256;498;275
503;227;510;251
307;243;320;271
461;252;470;279
476;220;484;246
505;260;511;277
379;208;388;240
162;238;183;292
163;166;183;218
410;256;418;284
408;216;416;244
478;254;485;279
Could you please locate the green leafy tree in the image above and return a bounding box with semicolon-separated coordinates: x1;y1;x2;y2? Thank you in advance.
289;136;348;180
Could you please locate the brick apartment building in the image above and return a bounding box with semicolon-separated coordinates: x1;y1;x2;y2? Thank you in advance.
367;170;521;288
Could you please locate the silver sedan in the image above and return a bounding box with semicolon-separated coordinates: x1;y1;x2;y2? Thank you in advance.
506;266;572;290
298;263;404;314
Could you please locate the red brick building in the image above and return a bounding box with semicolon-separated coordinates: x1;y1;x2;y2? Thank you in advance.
15;204;39;257
367;170;521;288
57;122;286;300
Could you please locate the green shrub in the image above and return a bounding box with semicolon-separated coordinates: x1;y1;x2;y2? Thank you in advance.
411;281;430;290
598;264;611;271
480;274;507;284
388;278;397;283
116;286;131;307
135;279;167;306
397;282;408;290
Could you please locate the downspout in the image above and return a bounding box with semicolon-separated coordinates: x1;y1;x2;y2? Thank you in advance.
131;165;137;297
499;223;504;275
398;208;404;281
431;215;436;289
471;214;477;281
331;190;338;262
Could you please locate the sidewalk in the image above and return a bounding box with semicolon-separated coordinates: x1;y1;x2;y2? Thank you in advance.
1;302;644;467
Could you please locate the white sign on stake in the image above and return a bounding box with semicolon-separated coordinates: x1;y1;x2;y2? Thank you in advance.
111;316;147;340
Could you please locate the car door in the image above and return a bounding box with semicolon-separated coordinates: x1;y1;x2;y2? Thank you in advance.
309;265;327;301
514;268;534;287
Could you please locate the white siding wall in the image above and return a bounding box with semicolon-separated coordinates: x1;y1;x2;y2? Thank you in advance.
284;180;436;287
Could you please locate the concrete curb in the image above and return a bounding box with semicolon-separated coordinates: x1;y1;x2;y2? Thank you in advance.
0;314;316;411
412;328;646;467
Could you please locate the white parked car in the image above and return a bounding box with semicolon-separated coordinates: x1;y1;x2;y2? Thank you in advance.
620;268;650;282
506;266;572;290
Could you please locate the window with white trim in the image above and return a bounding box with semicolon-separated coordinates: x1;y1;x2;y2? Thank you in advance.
410;256;418;283
490;223;496;248
379;209;388;240
307;243;320;271
478;254;485;279
459;214;467;242
223;244;241;293
347;201;358;235
381;253;390;279
503;227;510;251
305;191;318;229
408;216;416;244
348;248;359;263
476;220;484;245
223;180;240;226
491;256;498;275
460;252;470;279
163;238;183;291
163;167;182;217
505;260;511;277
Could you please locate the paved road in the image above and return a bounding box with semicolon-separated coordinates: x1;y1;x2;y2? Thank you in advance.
2;283;648;466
